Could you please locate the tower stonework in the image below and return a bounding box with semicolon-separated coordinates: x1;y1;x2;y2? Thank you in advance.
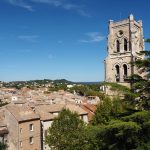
105;14;144;87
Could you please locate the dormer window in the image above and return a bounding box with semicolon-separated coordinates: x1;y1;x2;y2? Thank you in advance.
124;39;128;51
116;40;120;52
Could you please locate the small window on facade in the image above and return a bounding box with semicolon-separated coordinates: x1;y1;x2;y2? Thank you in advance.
115;65;120;82
29;137;33;144
80;115;84;120
20;141;22;147
123;64;128;76
116;40;120;52
124;39;128;51
29;124;33;131
119;30;123;36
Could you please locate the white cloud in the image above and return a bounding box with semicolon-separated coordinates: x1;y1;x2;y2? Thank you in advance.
77;9;91;17
18;35;39;42
79;32;105;43
31;0;62;7
4;0;90;17
31;0;90;16
5;0;33;11
62;3;79;10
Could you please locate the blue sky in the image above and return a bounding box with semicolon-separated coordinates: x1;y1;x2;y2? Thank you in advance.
0;0;150;82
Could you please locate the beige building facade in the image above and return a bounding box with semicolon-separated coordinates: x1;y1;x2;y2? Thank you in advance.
105;14;144;87
0;102;89;150
4;105;41;150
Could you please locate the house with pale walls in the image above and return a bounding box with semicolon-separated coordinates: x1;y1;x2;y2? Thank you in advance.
0;101;89;150
4;105;41;150
86;96;100;104
35;104;88;150
35;105;55;150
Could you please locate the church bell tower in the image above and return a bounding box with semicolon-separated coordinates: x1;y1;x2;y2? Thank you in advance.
105;14;144;87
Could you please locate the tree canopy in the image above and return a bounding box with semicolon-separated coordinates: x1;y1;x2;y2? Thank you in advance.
0;142;7;150
45;109;87;150
129;39;150;110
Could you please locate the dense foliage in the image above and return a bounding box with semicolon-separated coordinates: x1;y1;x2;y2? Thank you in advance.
128;39;150;110
45;109;87;150
0;142;7;150
68;84;105;100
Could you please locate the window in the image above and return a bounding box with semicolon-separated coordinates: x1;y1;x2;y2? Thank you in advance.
29;124;33;131
115;65;120;82
80;115;84;120
119;30;123;36
123;64;128;80
20;141;22;147
29;137;33;144
124;39;128;51
116;40;120;52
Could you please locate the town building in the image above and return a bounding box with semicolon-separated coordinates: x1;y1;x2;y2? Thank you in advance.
35;104;88;150
4;105;41;150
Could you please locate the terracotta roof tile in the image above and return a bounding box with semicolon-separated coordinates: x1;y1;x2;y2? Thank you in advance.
6;105;40;122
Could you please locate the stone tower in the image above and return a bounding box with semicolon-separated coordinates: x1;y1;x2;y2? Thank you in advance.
105;14;144;87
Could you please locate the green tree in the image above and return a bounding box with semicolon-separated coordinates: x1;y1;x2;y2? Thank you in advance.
91;94;150;149
96;120;141;150
70;85;89;96
0;142;7;150
111;96;124;117
92;109;150;150
122;111;150;144
92;96;112;125
136;142;150;150
129;39;150;110
45;109;87;150
83;125;101;150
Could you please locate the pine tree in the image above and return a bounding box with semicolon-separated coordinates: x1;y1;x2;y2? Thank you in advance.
129;39;150;110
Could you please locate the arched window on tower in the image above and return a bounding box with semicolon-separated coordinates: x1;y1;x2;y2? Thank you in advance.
115;65;120;82
124;39;128;51
123;64;128;81
116;40;120;52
